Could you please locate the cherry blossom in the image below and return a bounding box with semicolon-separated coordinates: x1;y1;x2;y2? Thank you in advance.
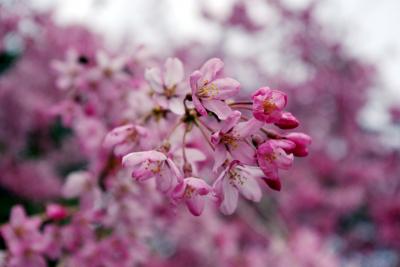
190;58;240;119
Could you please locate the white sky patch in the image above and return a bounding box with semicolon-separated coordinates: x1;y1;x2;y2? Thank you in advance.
29;0;400;112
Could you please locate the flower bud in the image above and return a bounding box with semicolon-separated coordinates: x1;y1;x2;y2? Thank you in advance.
274;112;299;129
46;204;68;221
285;133;312;157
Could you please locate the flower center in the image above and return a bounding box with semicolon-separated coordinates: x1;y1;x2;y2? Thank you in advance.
264;152;277;162
144;160;163;174
228;169;245;186
164;85;177;98
184;185;196;198
221;134;239;149
128;130;138;142
197;81;219;99
103;67;114;78
13;226;25;238
263;99;276;114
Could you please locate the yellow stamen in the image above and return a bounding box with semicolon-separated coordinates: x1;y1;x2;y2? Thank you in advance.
184;185;196;198
221;134;239;149
263;99;276;114
164;85;177;98
265;153;277;162
197;82;219;99
228;170;246;186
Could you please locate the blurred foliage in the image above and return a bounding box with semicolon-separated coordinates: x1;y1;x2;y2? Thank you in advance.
0;187;45;224
0;51;19;76
50;118;73;148
21;118;73;160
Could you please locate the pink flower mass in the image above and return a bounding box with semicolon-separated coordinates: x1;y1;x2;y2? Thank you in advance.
0;1;399;267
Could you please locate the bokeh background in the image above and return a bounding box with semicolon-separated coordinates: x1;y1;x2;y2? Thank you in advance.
1;0;400;266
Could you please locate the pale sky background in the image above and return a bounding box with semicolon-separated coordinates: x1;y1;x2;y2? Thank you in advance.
28;0;400;131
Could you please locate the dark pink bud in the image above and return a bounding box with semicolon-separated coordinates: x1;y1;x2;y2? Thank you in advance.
46;204;68;221
285;133;312;157
274;112;299;129
263;177;281;191
252;87;287;123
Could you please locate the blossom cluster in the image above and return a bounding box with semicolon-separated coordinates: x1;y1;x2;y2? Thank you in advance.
52;51;310;217
0;1;399;267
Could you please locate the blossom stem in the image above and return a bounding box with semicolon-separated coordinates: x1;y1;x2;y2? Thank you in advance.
165;120;183;141
260;128;282;139
230;101;253;106
230;104;253;111
182;126;189;164
194;119;214;151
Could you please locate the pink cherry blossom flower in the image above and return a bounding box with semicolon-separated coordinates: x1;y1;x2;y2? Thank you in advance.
172;177;212;216
213;161;263;215
62;171;102;209
104;124;147;156
285;132;312;157
42;225;63;259
211;111;263;170
256;140;295;191
190;58;240;119
0;206;46;267
145;57;187;115
274;112;299;129
7;252;47;267
252;87;287;123
73;115;107;154
122;150;182;193
89;51;129;83
46;204;68;221
51;49;84;90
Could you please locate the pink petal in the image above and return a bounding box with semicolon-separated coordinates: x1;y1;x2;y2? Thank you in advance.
202;99;233;120
274;148;294;169
234;167;262;202
166;158;183;183
145;67;163;93
62;171;90;198
208;78;240;99
122;151;166;167
232;118;264;139
212;166;229;202
132;163;158;181
186;195;205;216
221;110;241;133
96;51;110;67
230;141;256;166
185;177;211;194
213;144;228;172
103;124;135;148
199;58;224;84
171;181;186;199
110;56;126;71
156;170;173;192
190;70;202;94
273;140;296;151
114;142;134;157
270;90;287;109
10;205;27;226
190;71;207;116
164;57;184;88
169;97;185;115
185;148;207;162
220;177;239;215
